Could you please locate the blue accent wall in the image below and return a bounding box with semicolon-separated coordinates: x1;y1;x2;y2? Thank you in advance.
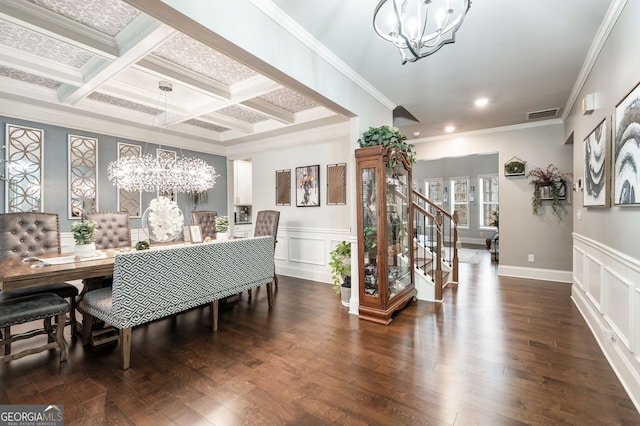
1;116;227;233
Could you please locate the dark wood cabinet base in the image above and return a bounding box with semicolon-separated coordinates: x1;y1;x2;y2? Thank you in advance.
359;288;417;325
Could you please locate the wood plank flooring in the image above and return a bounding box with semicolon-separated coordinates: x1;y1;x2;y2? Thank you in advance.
1;249;639;425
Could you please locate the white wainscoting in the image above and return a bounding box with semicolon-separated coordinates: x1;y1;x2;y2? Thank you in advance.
572;233;640;412
275;226;352;284
63;227;352;286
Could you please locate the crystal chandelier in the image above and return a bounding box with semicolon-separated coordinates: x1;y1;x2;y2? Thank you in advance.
107;81;218;193
373;0;471;64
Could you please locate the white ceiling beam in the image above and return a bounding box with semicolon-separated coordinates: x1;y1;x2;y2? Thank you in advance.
197;112;254;134
160;76;282;127
58;14;177;105
137;55;230;100
0;45;83;85
241;98;294;124
0;0;118;58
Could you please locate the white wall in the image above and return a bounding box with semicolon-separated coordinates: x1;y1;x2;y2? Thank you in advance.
238;123;353;284
413;122;573;282
564;1;640;411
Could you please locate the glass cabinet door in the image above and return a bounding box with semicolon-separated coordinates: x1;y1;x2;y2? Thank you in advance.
385;163;411;299
361;166;379;299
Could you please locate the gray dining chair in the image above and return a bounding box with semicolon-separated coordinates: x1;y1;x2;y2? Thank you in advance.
191;211;218;240
0;212;79;351
253;210;280;288
86;211;131;250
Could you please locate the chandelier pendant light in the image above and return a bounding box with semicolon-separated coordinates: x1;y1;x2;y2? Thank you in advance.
107;81;218;194
374;0;471;64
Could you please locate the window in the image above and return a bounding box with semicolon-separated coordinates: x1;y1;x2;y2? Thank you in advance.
424;178;444;208
480;175;499;228
451;177;469;228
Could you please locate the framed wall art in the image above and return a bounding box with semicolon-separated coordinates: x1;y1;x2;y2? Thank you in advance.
296;164;320;207
326;163;346;205
275;169;291;206
614;80;640;205
504;156;526;176
583;117;610;207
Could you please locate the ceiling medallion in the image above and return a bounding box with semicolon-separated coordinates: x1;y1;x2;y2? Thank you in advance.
374;0;471;64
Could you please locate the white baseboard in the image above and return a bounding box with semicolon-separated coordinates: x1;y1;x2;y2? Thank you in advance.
572;287;640;413
498;264;572;283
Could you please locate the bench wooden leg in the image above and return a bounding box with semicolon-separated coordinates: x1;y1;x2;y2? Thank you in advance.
55;313;68;362
120;328;132;370
211;300;219;331
267;281;274;308
2;327;9;355
44;317;54;343
69;297;77;337
82;312;94;346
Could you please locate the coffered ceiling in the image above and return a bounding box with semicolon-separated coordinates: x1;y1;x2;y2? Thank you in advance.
0;0;341;151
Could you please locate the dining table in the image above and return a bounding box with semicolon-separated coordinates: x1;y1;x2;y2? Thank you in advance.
0;252;115;292
0;251;122;345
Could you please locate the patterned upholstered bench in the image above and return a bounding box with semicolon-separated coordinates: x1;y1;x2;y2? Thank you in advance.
79;236;275;369
0;293;69;363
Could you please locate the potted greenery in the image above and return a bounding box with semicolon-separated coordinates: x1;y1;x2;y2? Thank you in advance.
527;164;571;218
215;215;229;240
71;220;97;258
329;241;351;307
357;125;416;169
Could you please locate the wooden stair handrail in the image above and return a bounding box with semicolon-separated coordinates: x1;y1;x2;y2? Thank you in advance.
412;190;456;224
411;189;459;297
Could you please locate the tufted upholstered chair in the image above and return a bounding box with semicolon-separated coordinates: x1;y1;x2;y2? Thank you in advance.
191;211;217;240
85;211;131;250
253;210;280;288
0;212;79;349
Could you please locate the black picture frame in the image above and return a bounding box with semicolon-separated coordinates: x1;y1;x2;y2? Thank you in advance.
296;165;320;207
614;80;640;205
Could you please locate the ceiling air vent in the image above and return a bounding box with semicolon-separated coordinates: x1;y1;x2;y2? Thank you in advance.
527;108;560;120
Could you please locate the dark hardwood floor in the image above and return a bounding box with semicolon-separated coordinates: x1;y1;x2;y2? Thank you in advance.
1;249;639;425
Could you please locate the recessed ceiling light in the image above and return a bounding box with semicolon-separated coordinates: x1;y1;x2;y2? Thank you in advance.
475;97;489;107
412;131;421;137
445;125;456;133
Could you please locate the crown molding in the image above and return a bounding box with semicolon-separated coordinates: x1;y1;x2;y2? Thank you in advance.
562;0;628;121
413;118;563;144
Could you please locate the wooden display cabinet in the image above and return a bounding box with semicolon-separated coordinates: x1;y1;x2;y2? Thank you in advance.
355;145;416;325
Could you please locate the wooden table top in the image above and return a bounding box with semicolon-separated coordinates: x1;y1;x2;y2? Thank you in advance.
0;253;115;291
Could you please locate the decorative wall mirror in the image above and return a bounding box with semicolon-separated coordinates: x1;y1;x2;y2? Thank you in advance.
117;142;142;217
68;134;98;219
5;124;43;212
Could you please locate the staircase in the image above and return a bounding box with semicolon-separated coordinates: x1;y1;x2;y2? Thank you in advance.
411;189;459;302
